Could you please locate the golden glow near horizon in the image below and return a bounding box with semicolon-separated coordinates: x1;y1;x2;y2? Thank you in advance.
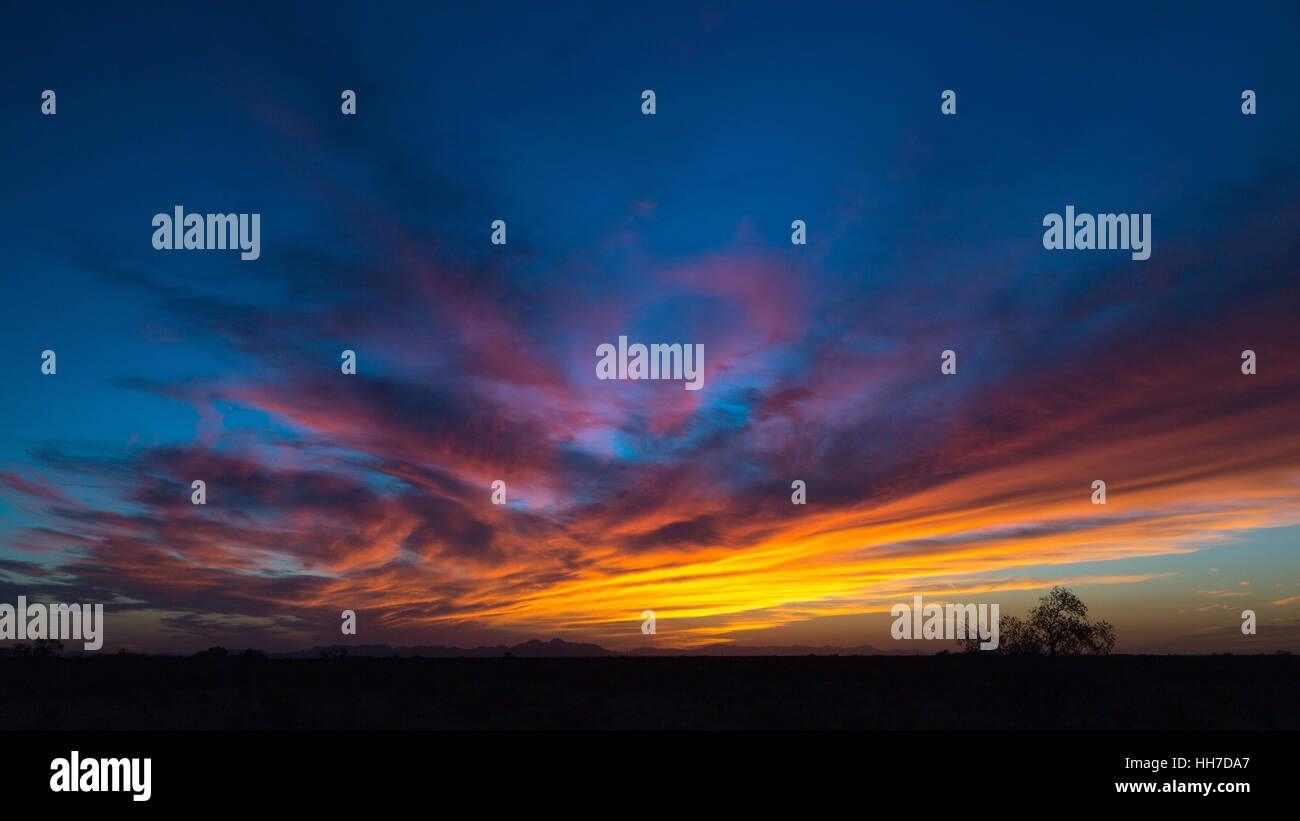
301;415;1300;648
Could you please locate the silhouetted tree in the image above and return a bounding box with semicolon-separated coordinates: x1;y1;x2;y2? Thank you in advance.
961;586;1115;654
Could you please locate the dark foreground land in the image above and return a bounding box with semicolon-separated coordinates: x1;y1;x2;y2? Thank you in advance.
1;654;1295;731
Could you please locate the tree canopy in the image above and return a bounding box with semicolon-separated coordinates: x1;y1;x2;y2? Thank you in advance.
961;586;1115;654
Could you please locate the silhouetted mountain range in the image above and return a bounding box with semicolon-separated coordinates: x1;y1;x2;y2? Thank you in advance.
273;638;904;658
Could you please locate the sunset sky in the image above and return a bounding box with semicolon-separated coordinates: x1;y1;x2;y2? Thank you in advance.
2;2;1298;653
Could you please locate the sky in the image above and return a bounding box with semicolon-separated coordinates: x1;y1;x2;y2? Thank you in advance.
1;1;1298;654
